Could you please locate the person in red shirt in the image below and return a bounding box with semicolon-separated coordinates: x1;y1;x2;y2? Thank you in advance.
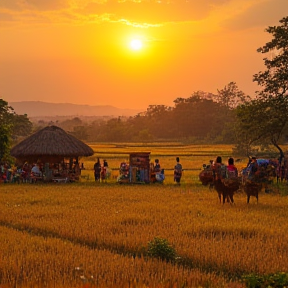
226;157;238;178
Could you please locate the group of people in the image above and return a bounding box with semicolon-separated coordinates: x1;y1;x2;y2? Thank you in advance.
212;155;275;184
0;162;44;183
151;157;183;184
93;158;110;182
0;160;85;184
151;159;165;183
213;156;239;181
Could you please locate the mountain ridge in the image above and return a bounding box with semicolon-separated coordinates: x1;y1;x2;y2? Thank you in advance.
9;101;143;117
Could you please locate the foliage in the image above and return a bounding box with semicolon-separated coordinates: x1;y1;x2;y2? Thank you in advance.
0;124;11;161
0;99;14;161
147;237;177;262
12;114;33;139
216;81;251;110
32;88;240;144
242;272;288;288
0;99;33;162
253;16;288;98
234;16;288;157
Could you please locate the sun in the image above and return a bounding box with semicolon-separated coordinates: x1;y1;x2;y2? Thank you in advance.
129;39;143;51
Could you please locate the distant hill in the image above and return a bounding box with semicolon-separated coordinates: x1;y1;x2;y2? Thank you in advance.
9;101;143;118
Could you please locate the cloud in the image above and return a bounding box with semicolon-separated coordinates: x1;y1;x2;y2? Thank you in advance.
0;0;230;27
82;0;227;24
3;0;286;33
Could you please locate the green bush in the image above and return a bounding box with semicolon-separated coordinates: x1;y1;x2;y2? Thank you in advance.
242;272;288;288
147;237;177;262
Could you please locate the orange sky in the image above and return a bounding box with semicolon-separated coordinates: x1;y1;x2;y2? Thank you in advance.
1;0;287;110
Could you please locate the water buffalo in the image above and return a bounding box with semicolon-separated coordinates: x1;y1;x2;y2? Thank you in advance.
241;158;277;203
199;163;240;204
243;181;262;203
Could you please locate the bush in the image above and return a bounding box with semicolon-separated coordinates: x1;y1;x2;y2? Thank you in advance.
147;237;177;262
242;272;288;288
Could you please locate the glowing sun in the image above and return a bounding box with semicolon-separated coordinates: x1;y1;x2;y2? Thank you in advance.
129;39;143;51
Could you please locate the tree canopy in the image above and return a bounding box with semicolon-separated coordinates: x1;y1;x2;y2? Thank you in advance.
0;99;33;162
234;16;288;158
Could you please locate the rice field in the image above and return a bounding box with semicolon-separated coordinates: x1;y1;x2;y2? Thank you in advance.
1;144;288;288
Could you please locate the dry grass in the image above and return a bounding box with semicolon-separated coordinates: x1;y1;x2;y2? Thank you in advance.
1;144;288;288
1;183;288;288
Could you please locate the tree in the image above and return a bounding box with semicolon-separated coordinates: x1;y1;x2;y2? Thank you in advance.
252;16;288;159
253;16;288;98
216;82;250;110
0;99;33;162
216;82;251;144
172;92;227;141
12;114;33;139
234;100;271;157
234;16;288;158
0;99;15;161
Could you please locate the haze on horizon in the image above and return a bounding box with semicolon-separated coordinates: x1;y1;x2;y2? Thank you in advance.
0;0;287;110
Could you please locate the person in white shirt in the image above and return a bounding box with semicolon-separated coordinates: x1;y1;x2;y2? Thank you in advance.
31;163;42;176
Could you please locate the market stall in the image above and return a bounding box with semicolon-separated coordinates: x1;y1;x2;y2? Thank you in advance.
118;152;151;184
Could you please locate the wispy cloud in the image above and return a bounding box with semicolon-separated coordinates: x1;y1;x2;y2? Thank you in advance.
0;0;287;31
0;0;230;27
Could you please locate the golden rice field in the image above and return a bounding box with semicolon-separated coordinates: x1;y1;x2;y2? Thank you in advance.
1;144;288;288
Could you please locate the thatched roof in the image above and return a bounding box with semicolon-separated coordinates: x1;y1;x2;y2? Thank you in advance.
11;125;94;161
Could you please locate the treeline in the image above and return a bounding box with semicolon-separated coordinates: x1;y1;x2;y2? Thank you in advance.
51;87;245;144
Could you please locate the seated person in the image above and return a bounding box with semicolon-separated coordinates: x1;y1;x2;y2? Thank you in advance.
155;169;165;182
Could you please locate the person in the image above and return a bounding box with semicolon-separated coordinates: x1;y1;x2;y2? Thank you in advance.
31;163;42;177
226;157;238;178
155;169;165;183
101;159;109;182
94;158;101;182
248;156;258;180
213;156;227;180
154;159;161;173
174;157;183;184
21;162;31;182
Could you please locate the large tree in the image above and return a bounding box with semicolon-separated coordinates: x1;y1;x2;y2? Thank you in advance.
0;99;33;162
253;16;288;159
236;16;288;158
253;16;288;98
0;99;15;161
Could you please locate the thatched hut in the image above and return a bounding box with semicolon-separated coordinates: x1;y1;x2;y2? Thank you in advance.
10;125;94;181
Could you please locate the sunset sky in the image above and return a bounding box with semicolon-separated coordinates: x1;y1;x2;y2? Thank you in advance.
1;0;287;110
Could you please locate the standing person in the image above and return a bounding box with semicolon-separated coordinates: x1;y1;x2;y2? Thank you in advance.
248;156;258;181
94;158;101;182
174;157;183;184
154;159;161;173
226;157;238;178
101;159;108;182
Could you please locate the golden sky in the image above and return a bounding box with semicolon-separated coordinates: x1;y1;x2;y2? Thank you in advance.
1;0;287;109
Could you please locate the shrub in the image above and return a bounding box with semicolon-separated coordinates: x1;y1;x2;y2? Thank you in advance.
147;237;177;262
242;272;288;288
